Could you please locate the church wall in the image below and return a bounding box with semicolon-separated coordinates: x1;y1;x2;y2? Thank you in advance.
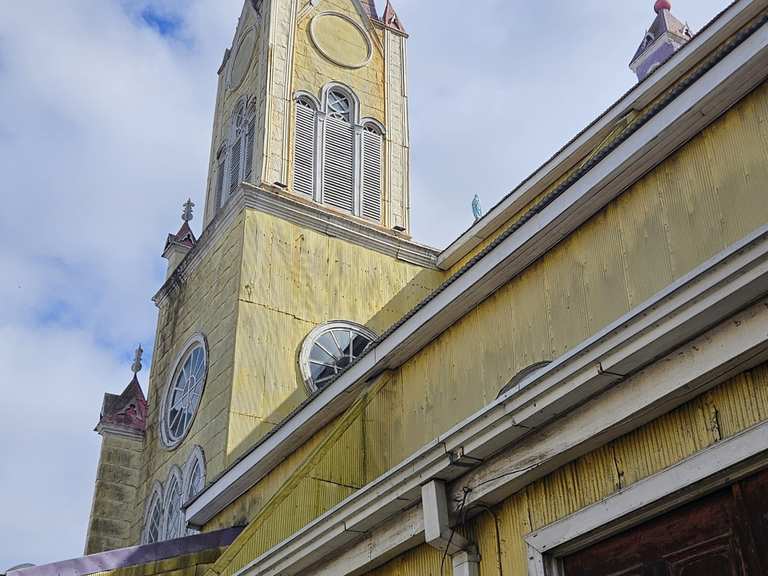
85;434;144;554
361;79;768;480
193;77;768;570
134;212;246;542
362;361;768;576
225;208;441;463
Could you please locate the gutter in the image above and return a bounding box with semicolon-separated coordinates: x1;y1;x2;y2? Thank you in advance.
437;0;767;271
231;227;768;576
186;3;768;528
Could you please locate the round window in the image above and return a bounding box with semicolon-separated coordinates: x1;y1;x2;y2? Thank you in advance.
161;334;208;449
299;322;377;393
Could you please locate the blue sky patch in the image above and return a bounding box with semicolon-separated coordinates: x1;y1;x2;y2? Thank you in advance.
141;6;182;37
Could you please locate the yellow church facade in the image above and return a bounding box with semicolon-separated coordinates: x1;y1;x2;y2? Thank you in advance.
10;0;768;575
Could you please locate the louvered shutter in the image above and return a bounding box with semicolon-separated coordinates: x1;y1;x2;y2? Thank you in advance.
244;117;255;181
215;159;226;208
361;129;383;222
322;116;355;212
294;103;316;196
229;137;242;194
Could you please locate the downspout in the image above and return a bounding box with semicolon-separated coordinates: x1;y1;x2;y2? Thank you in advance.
422;481;480;576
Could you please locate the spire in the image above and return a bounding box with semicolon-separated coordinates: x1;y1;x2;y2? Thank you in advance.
382;1;405;33
95;346;148;438
630;1;692;82
163;199;198;278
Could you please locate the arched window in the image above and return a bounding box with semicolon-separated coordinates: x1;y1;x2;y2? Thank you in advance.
219;100;256;208
361;122;384;222
294;96;317;197
142;483;164;544
160;334;208;449
291;85;385;224
183;446;206;536
299;321;377;393
163;468;185;541
322;88;356;213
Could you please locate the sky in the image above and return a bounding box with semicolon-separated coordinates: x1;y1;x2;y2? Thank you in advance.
0;0;729;569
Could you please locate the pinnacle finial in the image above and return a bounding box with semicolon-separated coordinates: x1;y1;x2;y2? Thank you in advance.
654;0;672;13
182;199;195;223
472;194;483;222
131;344;144;375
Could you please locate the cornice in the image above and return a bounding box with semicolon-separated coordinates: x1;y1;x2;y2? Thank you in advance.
153;185;439;307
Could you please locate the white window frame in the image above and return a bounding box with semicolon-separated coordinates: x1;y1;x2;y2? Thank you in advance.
162;466;185;541
183;445;207;502
160;333;209;450
182;445;207;535
141;482;164;545
291;84;385;223
525;420;768;576
299;321;378;394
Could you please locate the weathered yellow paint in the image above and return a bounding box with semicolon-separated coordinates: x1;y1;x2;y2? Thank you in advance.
367;80;768;474
201;77;768;572
293;0;386;122
86;433;145;554
205;374;391;576
364;362;768;576
131;211;246;542
226;208;441;462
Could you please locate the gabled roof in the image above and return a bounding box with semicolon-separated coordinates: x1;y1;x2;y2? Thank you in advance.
632;7;692;62
382;1;406;33
163;221;197;254
97;375;148;436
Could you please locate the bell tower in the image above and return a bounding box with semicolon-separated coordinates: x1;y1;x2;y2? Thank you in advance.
203;0;411;233
119;0;439;551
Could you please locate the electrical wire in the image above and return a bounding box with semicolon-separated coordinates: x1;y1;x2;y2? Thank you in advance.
440;488;470;576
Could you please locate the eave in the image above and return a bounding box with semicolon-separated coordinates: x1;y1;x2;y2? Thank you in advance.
437;0;766;271
186;4;768;528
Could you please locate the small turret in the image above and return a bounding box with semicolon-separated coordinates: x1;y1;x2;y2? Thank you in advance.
630;1;693;82
163;199;197;279
85;346;148;554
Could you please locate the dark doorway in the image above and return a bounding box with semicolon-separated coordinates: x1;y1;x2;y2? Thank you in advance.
562;467;768;575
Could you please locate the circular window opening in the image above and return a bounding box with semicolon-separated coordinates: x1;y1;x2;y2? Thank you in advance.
300;322;377;393
161;334;208;449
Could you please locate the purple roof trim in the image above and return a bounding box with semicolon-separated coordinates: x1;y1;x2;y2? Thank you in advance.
7;527;244;576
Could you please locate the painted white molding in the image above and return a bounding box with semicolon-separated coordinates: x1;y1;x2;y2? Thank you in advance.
525;421;768;576
153;185;438;307
202;229;768;576
437;0;768;270
186;7;768;541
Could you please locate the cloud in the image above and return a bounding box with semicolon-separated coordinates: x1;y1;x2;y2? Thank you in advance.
0;0;730;568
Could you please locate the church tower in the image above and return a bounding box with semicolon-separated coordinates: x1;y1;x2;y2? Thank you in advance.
86;0;440;552
203;0;411;232
630;1;692;82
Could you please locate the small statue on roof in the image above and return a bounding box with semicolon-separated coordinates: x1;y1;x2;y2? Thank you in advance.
131;344;144;375
472;194;483;222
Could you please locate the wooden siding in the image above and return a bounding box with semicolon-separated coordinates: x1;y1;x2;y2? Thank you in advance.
226;209;441;463
363;80;768;480
364;362;768;576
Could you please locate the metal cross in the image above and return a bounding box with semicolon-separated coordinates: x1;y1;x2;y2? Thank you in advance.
182;199;195;222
